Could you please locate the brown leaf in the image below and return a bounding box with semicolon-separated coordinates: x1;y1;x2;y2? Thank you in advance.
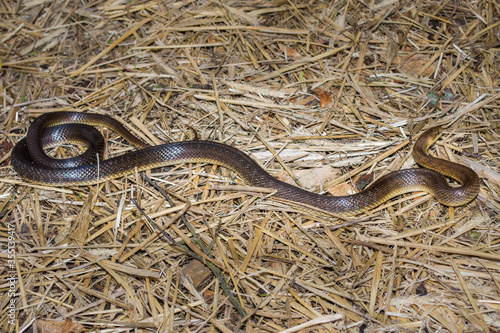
277;43;303;59
392;54;438;77
178;260;213;290
355;173;375;191
327;182;357;197
276;166;340;191
0;138;13;166
203;290;215;299
311;88;333;108
37;319;84;333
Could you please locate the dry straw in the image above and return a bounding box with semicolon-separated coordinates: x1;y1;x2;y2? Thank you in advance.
0;0;499;332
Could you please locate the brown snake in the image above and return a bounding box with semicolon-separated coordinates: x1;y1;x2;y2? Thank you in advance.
12;112;480;215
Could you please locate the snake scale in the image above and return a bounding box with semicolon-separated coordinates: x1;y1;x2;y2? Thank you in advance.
12;112;480;215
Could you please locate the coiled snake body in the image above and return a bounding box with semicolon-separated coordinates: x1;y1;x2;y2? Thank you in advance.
12;112;480;215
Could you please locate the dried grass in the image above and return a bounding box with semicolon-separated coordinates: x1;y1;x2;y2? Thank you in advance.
1;0;499;332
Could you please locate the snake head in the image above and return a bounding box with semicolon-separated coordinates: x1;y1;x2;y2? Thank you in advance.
425;126;443;144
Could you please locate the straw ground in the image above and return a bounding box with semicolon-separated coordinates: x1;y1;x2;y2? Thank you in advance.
0;0;499;332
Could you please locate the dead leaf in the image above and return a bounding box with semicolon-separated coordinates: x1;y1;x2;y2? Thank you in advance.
37;319;84;333
355;173;375;191
327;182;357;197
203;290;215;299
178;260;212;290
0;138;13;166
393;54;438;77
278;43;303;59
311;88;333;108
276;166;340;191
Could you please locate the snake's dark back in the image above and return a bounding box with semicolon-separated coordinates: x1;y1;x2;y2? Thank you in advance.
12;112;481;215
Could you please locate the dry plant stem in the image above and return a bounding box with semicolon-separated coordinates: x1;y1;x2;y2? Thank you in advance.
135;175;247;318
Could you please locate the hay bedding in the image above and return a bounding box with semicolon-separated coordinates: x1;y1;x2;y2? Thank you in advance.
0;0;499;332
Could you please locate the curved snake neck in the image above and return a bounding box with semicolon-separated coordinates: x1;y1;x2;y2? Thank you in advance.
12;112;480;215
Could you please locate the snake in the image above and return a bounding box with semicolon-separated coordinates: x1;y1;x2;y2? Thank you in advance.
12;112;480;215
